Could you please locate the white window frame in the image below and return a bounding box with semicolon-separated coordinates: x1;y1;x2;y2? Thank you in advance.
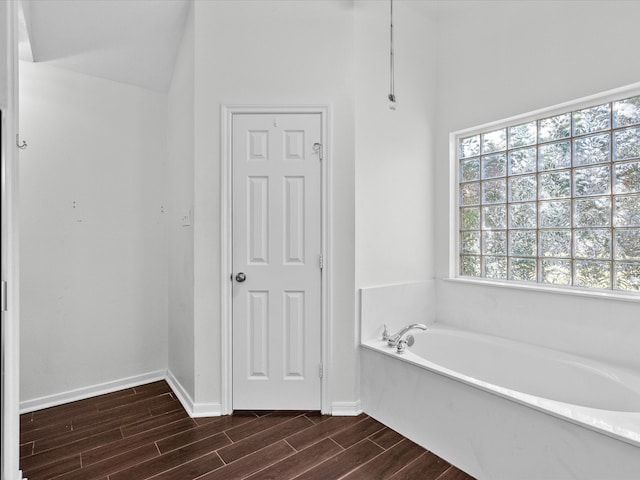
449;82;640;301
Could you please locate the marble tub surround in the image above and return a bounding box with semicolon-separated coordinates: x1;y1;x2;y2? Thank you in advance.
363;327;640;445
358;281;640;479
359;281;435;344
361;346;640;480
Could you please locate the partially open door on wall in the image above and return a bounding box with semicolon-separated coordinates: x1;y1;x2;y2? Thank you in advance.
2;106;22;479
231;112;323;410
1;106;8;479
2;0;22;476
1;107;5;476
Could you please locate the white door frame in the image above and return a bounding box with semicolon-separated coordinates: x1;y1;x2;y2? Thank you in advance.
2;1;22;478
220;105;331;415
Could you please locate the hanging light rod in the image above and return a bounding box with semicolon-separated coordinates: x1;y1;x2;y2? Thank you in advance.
388;0;396;110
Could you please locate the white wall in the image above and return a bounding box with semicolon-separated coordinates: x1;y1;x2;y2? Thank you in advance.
190;0;357;409
167;5;195;403
19;62;168;405
355;1;436;288
19;0;638;415
165;0;440;412
434;1;640;368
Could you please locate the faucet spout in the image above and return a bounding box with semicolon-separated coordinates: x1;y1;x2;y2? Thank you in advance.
387;323;427;347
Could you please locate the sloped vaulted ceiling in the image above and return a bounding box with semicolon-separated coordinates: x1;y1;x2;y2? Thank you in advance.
20;0;191;92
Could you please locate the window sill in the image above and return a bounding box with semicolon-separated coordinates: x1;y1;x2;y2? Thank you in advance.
442;276;640;303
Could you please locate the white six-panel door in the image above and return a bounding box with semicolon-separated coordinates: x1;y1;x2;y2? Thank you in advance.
232;113;322;410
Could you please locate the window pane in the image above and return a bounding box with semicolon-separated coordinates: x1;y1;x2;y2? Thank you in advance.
575;260;611;289
614;262;640;291
509;230;537;257
539;171;571;199
457;91;640;292
461;231;481;254
613;96;640;128
460;207;480;230
509;258;537;282
461;182;480;205
574;197;611;227
482;129;506;153
613;161;640;194
539;200;571;228
614;229;640;260
540;230;571;257
539;113;571;143
482;205;507;229
614;195;640;227
574;229;611;259
539;141;571;171
482;179;506;204
573;103;610;135
509;121;537;148
508;175;537;202
482;231;507;256
481;153;507;179
614;127;640;161
574;165;610;197
573;133;610;166
541;259;572;285
460;256;481;276
509;147;537;174
460;158;480;181
483;256;507;279
459;135;480;158
509;202;537;229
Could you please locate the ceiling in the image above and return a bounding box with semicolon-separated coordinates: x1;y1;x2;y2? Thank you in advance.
16;0;458;93
19;0;191;92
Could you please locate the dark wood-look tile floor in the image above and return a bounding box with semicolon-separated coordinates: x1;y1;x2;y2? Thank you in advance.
20;380;475;480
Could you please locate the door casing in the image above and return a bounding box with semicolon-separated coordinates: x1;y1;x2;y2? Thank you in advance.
2;1;21;478
221;105;331;414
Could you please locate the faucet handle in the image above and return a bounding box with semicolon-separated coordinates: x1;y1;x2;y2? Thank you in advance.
381;324;390;341
396;335;415;354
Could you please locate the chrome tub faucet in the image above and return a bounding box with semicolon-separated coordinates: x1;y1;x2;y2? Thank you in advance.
382;323;428;348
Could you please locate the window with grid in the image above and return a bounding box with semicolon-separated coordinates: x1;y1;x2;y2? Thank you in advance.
457;93;640;292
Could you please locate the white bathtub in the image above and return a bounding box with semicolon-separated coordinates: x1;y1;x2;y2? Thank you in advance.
360;324;640;479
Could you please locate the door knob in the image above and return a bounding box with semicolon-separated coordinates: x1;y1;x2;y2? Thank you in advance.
235;272;247;283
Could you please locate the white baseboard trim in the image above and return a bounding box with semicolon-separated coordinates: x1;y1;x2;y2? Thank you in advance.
331;400;363;416
20;369;336;418
19;370;166;414
165;369;222;418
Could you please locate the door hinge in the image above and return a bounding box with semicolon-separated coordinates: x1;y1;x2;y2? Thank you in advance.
313;142;323;161
318;254;324;270
319;363;324;378
1;280;7;312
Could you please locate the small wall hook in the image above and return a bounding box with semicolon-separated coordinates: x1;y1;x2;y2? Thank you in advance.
16;134;27;150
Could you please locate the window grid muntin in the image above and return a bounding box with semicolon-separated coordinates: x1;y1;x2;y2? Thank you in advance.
458;94;640;291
